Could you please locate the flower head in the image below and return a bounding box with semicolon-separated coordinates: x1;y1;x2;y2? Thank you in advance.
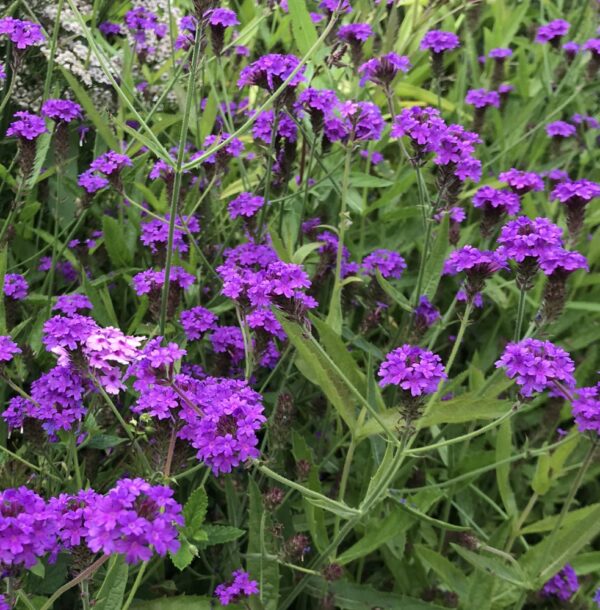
362;249;406;279
413;296;440;328
542;564;579;600
551;179;600;206
571;386;600;435
358;53;411;87
53;294;93;316
497;216;563;262
206;8;239;28
4;273;28;300
545;120;576;138
0;336;21;362
465;88;500;109
378;345;446;396
472;186;521;215
535;20;570;44
584;38;600;56
228;192;265;219
215;569;259;606
90;151;133;175
498;169;544;195
78;170;109;194
489;47;512;60
180;306;218;341
538;248;588;276
495;338;575;396
238;54;305;91
41;99;83;123
0;17;44;48
420;30;460;53
337;23;373;43
140;215;199;254
6;111;47;140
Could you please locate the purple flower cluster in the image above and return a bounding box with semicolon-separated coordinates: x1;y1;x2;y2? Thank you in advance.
132;266;195;296
499;169;544;195
571;385;600;435
90;151;133;175
497;216;563;262
420;30;460;54
6;111;47;140
414;296;440;329
228;192;265;219
551;179;600;206
215;569;259;605
465;88;500;108
545;120;576;138
538;248;588;276
41;99;83;123
338;23;373;44
140;215;200;254
443;246;506;277
489;47;512;60
53;293;93;316
252;110;297;144
180;306;218;341
0;17;44;48
206;8;239;28
542;564;579;600
0;335;21;362
535;19;570;44
4;273;28;300
495;338;575;396
378;345;446;396
358;53;411;87
362;249;406;279
472;186;520;216
238;54;305;91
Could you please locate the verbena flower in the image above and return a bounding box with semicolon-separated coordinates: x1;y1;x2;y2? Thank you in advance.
53;294;93;316
131;267;195;296
0;336;21;362
78;170;109;194
337;101;385;141
238;54;305;91
252;110;297;144
337;23;373;44
215;569;259;605
536;19;570;44
495;338;575;397
414;296;440;329
89;151;133;175
362;249;407;279
175;15;196;50
465;88;500;108
41;99;82;123
542;564;579;600
319;0;352;13
473;186;520;215
538;248;588;276
551;179;600;241
0;17;44;49
584;38;600;57
488;47;512;59
498;169;544;195
209;326;246;365
571;385;600;435
378;345;446;396
443;246;506;300
228;192;265;219
420;30;460;53
49;489;100;551
4;273;28;300
497;216;563;262
99;21;123;37
6;111;47;140
140;215;199;255
84;478;183;563
180;306;218;341
545;120;576;138
0;487;58;569
358;53;411;87
206;8;239;28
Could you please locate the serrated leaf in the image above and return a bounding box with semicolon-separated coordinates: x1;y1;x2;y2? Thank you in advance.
95;555;129;610
200;524;244;546
183;486;208;537
287;0;318;56
102;216;133;267
170;535;198;571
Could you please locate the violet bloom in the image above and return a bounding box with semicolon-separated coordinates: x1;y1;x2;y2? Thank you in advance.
0;17;44;49
391;106;446;161
362;249;406;279
465;88;500;109
99;21;122;37
252;110;297;144
41;99;83;123
488;47;512;60
542;565;579;600
4;273;28;300
535;20;570;45
132;266;195;296
0;335;21;362
53;294;93;316
337;23;373;44
379;345;446;397
472;185;520;235
443;246;506;300
175;15;196;50
195;133;244;170
551;179;600;242
296;88;339;133
0;63;5;80
206;8;239;55
338;101;384;141
78;170;109;194
413;296;440;330
215;569;260;606
6;111;47;140
545;120;576;138
358;53;411;87
498;168;544;195
180;306;217;341
49;489;99;551
562;40;579;59
0;487;58;569
90;151;132;175
572;386;600;435
420;30;460;54
319;0;352;13
238;54;305;92
178;376;266;474
495;338;575;397
210;326;246;364
228;192;265;219
84;478;183;563
140;215;199;255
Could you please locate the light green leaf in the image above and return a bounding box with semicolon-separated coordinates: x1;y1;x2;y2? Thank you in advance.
375;271;413;313
287;0;319;56
415;545;469;600
496;418;517;514
452;545;530;588
94;555;129;610
183;486;208;537
170;534;197;571
199;524;244;546
102;216;133;267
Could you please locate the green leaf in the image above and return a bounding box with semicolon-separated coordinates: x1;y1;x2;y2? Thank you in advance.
349;173;393;188
26;129;53;190
94;555;129;610
199;90;219;142
496;418;517;514
414;545;469;600
531;450;551;496
29;560;45;578
375;271;413;313
521;504;600;535
452;545;530;588
277;313;358;431
170;535;198;571
394;497;471;532
85;434;126;450
130;596;213;609
287;0;319;56
421;214;449;301
61;69;119;150
102;216;133;267
199;524;244;546
183;486;208;537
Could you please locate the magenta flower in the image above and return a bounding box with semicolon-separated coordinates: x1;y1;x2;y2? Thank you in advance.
562;40;579;56
498;168;544;195
535;19;570;44
319;0;352;13
41;99;83;123
538;248;588;276
0;17;44;49
545;120;576;138
215;569;259;606
131;267;195;295
6;111;47;140
584;38;600;57
551;179;600;206
414;296;440;329
571;386;600;435
542;565;579;600
99;21;122;36
53;294;93;316
362;249;407;279
495;338;575;396
358;53;411;87
140;215;199;254
378;345;446;396
420;30;460;53
90;151;132;175
0;336;21;362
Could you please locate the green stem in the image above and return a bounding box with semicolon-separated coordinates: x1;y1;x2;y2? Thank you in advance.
504;492;538;554
513;288;527;341
412;217;433;307
444;301;472;377
122;562;148;610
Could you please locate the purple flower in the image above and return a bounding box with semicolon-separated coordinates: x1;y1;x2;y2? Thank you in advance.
296;88;339;130
498;169;544;195
206;8;239;27
391;106;445;147
546;168;569;183
495;338;575;397
49;489;99;550
41;99;83;123
473;186;520;215
238;54;305;91
180;306;217;341
542;565;579;600
562;40;579;55
536;19;570;44
53;294;93;316
178;377;266;474
420;30;460;54
584;38;600;56
132;267;195;295
228;192;265;219
378;345;446;396
99;21;122;36
196;133;244;166
338;23;373;43
78;170;109;194
571;386;600;435
358;53;411;87
210;326;246;364
0;63;5;80
538;248;588;276
414;296;440;328
215;569;259;605
488;47;512;60
319;0;352;12
6;111;47;140
0;336;21;362
0;487;58;569
140;215;199;254
252;110;297;144
545;120;576;138
465;88;500;108
0;17;44;49
498;83;514;96
551;179;600;206
84;478;183;563
90;151;133;175
4;273;28;300
337;101;384;141
443;246;506;276
362;249;407;279
497;216;563;262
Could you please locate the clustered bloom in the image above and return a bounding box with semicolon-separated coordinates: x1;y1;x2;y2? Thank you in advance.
495;338;575;397
180;306;218;341
498;216;563;262
53;294;93;316
78;151;132;193
545;120;576;138
362;249;407;279
228;192;265;219
413;296;440;330
6;111;47;140
41;99;83;123
551;179;600;241
140;215;200;254
542;564;579;600
132;266;195;296
571;385;600;435
465;88;500;109
358;53;411;87
0;335;21;362
0;17;44;49
443;246;506;299
85;478;182;563
4;273;28;300
338;23;373;44
535;19;570;45
420;30;460;54
378;345;446;397
473;186;521;215
215;569;259;606
238;54;305;92
499;169;544;195
488;47;512;60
